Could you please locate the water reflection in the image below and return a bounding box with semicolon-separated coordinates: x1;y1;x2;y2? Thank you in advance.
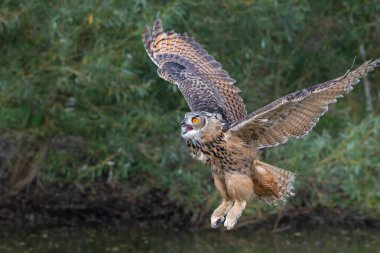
1;226;379;253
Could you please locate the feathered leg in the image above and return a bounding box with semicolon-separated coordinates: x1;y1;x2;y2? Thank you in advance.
223;172;253;230
211;173;233;228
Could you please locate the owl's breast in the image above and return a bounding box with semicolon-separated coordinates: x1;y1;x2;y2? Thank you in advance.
186;134;255;174
186;139;210;164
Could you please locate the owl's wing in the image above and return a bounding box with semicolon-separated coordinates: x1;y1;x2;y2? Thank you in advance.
143;19;247;122
227;59;380;149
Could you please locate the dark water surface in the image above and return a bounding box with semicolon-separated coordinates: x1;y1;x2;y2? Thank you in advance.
1;226;379;253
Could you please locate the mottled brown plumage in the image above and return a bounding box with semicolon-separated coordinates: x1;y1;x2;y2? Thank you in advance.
228;60;380;148
143;19;247;122
143;19;380;230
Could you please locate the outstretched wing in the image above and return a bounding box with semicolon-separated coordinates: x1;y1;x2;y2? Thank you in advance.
143;19;247;122
227;59;380;149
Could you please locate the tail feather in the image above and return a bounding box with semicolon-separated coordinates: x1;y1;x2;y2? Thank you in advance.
252;160;295;205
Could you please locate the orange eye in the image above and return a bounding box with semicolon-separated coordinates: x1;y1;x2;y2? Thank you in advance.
192;117;200;124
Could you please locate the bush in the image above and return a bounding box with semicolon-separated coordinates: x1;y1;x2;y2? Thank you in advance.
0;0;379;218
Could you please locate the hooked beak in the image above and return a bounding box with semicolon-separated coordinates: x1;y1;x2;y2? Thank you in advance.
180;119;193;135
181;124;193;135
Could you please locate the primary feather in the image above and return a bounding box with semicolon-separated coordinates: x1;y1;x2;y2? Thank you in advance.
227;59;380;149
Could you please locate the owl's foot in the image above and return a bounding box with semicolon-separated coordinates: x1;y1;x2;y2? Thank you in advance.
211;214;226;228
224;214;238;230
210;199;233;228
223;200;246;230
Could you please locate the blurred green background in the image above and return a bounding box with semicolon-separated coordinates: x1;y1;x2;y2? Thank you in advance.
0;0;379;227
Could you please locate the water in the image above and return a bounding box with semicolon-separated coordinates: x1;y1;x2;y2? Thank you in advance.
0;226;379;253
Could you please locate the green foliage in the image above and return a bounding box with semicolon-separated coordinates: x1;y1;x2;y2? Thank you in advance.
0;0;380;218
267;116;380;217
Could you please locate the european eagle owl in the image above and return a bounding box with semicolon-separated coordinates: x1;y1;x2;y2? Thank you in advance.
143;19;380;230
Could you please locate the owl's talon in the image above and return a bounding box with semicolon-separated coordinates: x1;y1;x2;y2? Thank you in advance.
215;218;224;228
211;215;225;228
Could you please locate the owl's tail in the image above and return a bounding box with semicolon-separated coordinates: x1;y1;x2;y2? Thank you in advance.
252;160;295;205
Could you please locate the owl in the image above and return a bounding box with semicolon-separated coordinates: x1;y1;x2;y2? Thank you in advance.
143;19;379;230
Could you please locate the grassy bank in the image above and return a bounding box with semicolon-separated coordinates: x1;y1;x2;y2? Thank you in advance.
0;0;380;227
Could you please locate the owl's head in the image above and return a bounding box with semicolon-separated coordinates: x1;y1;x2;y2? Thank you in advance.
180;111;225;142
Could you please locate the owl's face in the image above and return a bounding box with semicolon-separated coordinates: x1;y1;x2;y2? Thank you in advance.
180;112;224;141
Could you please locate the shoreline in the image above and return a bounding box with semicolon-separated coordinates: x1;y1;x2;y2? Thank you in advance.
1;185;379;231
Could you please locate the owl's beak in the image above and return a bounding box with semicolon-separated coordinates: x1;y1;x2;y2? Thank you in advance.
181;124;194;135
180;118;194;135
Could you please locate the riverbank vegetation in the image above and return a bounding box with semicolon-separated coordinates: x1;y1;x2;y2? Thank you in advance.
0;0;379;228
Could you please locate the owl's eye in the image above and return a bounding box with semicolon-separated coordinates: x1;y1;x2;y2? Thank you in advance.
192;117;200;124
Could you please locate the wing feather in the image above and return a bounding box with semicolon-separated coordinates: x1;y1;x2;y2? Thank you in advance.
143;19;247;122
227;59;380;148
